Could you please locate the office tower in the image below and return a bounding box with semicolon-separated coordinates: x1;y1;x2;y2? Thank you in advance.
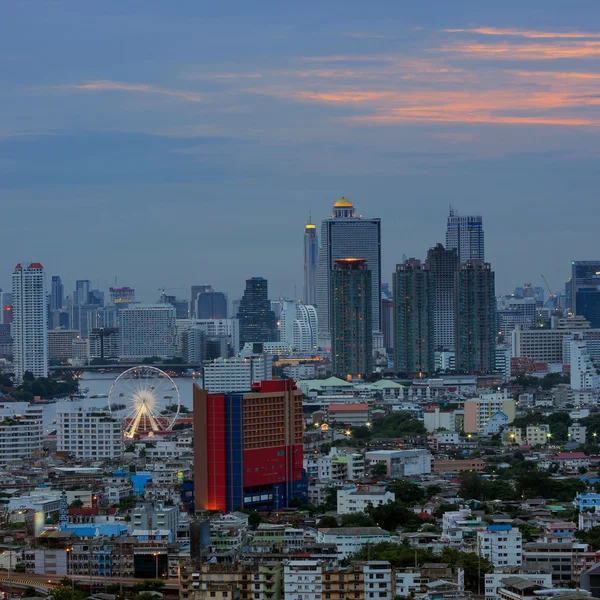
393;259;435;376
381;298;394;351
196;289;227;320
74;280;91;305
109;286;135;304
317;198;381;341
280;301;318;351
446;207;484;263
162;294;189;319
455;261;496;374
567;261;600;326
50;276;64;312
331;258;373;379
71;303;101;339
304;221;318;305
48;328;81;361
191;285;212;317
177;318;240;354
237;277;277;346
119;304;177;359
0;290;12;325
88;289;104;306
426;243;459;350
12;262;48;383
193;379;305;512
89;327;121;360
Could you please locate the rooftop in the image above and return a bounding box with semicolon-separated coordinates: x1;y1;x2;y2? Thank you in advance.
319;527;389;536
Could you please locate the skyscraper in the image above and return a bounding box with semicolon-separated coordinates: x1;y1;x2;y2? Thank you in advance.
190;284;212;318
393;259;435;377
280;301;318;351
425;243;459;349
446;207;484;263
304;221;318;305
331;258;373;379
196;289;228;319
74;280;91;306
455;261;496;374
50;276;64;312
119;304;177;359
109;287;135;304
567;261;600;327
12;262;48;383
193;379;305;512
317;198;381;343
0;290;12;325
237;277;277;347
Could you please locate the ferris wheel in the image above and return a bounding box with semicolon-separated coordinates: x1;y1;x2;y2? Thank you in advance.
108;366;181;439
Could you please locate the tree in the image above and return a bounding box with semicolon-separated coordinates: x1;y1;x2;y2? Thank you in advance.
388;480;425;505
318;515;339;528
439;547;493;593
248;511;262;529
22;587;38;597
69;499;84;509
371;462;388;478
341;512;374;527
575;526;600;550
49;585;87;600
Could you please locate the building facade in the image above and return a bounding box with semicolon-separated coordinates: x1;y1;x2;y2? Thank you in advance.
317;198;381;341
455;261;496;374
196;289;228;320
12;262;48;383
280;301;318;351
48;328;81;362
193;380;306;513
393;259;435;376
237;278;277;346
477;524;523;567
304;222;318;306
446;207;484;263
202;356;273;394
331;259;373;379
119;304;177;359
0;402;43;466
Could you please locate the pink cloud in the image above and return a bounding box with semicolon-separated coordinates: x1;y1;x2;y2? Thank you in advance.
56;80;204;102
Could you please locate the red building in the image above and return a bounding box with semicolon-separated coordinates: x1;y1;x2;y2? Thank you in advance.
193;379;306;513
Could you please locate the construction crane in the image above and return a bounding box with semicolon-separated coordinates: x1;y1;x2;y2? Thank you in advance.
541;275;559;314
157;287;184;302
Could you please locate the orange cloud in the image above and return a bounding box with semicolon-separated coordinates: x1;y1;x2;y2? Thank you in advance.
56;80;204;102
443;41;600;59
444;27;600;39
352;113;600;126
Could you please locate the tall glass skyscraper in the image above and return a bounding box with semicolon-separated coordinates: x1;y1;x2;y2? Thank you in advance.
303;222;318;306
567;261;600;327
446;207;484;263
237;277;277;346
50;275;64;312
331;258;373;379
316;198;381;342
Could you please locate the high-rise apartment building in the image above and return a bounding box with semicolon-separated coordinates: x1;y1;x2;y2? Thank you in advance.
48;328;81;361
393;259;435;376
446;207;484;263
202;355;273;393
50;276;64;312
196;289;227;320
570;335;599;391
381;298;394;351
119;304;177;359
237;277;277;346
331;258;373;379
317;198;381;341
425;243;458;349
304;222;318;306
567;261;600;327
89;327;121;360
177;318;240;354
12;262;48;383
455;261;496;374
193;380;306;513
280;301;318;351
0;402;43;466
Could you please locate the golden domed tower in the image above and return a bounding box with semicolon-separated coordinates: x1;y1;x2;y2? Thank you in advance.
332;197;355;218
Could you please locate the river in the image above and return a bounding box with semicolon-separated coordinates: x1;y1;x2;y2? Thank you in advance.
41;370;199;434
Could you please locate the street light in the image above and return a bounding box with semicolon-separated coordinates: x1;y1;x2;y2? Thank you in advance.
152;552;159;580
65;548;74;591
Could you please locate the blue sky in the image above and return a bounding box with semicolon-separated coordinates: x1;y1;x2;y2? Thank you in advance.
2;1;600;301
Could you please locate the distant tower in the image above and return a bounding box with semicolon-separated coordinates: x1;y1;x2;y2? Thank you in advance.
237;278;277;346
317;198;381;343
304;220;318;305
331;259;373;379
425;243;459;350
393;259;435;377
12;262;48;383
59;491;68;530
74;280;91;306
50;276;64;312
455;261;496;374
446;206;484;263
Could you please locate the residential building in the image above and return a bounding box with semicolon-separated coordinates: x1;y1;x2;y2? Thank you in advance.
463;392;516;434
279;301;318;351
48;328;81;361
569;423;587;444
177;318;240;354
455;261;496;374
426;243;459;350
328;403;369;426
89;327;120;359
570;335;599;391
304;221;318;305
12;262;48;382
393;259;435;376
365;449;432;477
331;258;373;379
317;198;381;342
56;403;124;460
237;277;277;346
381;297;394;351
446;207;484;263
544;521;577;543
526;425;551;446
332;451;365;481
0;402;43;466
478;524;523;567
497;295;539;338
193;380;306;512
484;569;552;600
119;304;177;359
523;542;585;583
502;427;524;446
442;507;484;547
337;484;395;514
423;406;456;433
131;504;178;537
317;528;391;560
202;355;272;394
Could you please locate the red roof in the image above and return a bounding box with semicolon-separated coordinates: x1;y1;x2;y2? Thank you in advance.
14;263;21;269
328;403;369;411
554;452;587;460
29;262;43;269
417;512;436;520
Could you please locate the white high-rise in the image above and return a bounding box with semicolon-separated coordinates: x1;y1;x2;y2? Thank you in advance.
12;262;48;383
446;207;484;263
570;335;599;391
119;304;177;359
316;198;381;342
280;301;318;351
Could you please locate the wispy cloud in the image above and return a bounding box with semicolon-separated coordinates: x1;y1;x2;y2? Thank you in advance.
444;27;600;39
340;32;397;40
441;40;600;60
55;80;204;102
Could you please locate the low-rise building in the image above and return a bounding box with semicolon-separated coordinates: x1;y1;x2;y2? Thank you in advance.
317;527;391;559
365;449;431;477
526;425;551;446
337;484;395;515
478;524;523;567
485;568;553;600
328;403;370;426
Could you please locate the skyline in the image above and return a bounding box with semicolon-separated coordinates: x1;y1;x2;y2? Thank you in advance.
3;1;600;300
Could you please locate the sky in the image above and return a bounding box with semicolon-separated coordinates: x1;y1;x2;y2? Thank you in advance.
2;0;600;303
